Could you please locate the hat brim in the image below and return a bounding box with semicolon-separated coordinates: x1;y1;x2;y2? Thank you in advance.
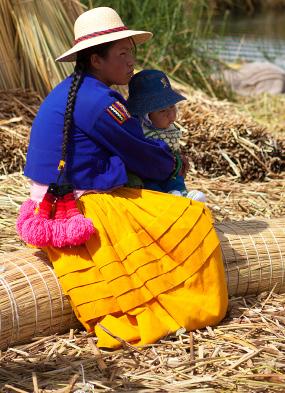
56;30;152;62
127;90;186;117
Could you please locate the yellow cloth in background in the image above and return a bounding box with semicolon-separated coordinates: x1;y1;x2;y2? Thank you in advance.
46;188;228;348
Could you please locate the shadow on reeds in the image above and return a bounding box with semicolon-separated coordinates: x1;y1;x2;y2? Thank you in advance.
216;218;269;235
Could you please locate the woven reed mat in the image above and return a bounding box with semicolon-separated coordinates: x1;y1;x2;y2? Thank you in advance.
0;217;284;350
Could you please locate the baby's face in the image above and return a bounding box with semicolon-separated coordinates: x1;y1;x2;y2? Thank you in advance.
149;105;177;129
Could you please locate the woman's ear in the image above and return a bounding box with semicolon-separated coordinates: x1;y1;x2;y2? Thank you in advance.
90;53;103;70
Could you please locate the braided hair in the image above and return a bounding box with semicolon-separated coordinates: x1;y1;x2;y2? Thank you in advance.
60;42;115;179
61;63;84;170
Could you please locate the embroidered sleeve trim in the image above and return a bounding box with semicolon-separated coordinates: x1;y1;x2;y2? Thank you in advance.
106;101;131;125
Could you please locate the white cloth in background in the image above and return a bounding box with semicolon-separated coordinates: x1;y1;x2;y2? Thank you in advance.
218;62;285;96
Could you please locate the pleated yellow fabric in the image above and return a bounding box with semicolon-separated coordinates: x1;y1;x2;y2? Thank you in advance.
46;188;228;348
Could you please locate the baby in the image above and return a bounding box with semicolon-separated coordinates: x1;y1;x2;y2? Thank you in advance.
127;69;206;202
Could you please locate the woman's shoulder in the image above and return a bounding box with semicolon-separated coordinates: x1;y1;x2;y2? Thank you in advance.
38;74;128;125
78;75;125;111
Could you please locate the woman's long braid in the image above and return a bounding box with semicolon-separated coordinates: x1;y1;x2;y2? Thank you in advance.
61;62;84;179
60;41;113;181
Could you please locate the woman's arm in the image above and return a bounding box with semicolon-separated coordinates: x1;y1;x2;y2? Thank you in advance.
87;100;175;181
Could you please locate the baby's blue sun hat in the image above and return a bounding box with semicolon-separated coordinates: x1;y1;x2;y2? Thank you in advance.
127;69;186;117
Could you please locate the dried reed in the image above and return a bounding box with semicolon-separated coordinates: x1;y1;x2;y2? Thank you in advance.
0;0;20;89
178;90;285;181
237;93;285;136
11;0;74;96
0;0;84;96
62;0;86;23
185;176;285;222
0;291;284;392
0;90;42;175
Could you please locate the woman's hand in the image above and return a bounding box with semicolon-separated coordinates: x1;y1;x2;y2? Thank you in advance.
179;152;190;177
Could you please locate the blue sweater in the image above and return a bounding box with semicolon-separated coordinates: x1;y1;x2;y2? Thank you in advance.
24;74;174;190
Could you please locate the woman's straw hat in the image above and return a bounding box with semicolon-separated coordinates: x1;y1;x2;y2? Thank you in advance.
56;7;152;62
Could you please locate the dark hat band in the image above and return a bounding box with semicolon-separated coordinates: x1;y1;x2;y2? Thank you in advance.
73;26;129;45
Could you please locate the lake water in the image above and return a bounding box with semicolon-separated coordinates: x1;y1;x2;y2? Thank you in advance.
204;10;285;68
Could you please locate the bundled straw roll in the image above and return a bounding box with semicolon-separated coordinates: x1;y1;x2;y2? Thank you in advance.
217;218;285;296
0;217;284;350
0;248;79;350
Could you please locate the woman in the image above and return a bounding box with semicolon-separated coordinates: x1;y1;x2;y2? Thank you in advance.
18;7;228;348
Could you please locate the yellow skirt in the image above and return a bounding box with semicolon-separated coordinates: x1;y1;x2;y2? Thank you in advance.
46;188;228;348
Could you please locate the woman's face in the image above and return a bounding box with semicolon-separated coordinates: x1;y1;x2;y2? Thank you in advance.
91;38;135;86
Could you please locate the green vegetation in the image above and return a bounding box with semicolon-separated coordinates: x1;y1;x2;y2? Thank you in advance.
82;0;231;99
209;0;285;14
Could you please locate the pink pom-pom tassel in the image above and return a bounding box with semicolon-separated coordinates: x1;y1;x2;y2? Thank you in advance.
51;218;69;247
16;199;37;236
65;214;96;246
50;197;69;248
50;215;95;248
21;215;52;247
16;191;96;248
